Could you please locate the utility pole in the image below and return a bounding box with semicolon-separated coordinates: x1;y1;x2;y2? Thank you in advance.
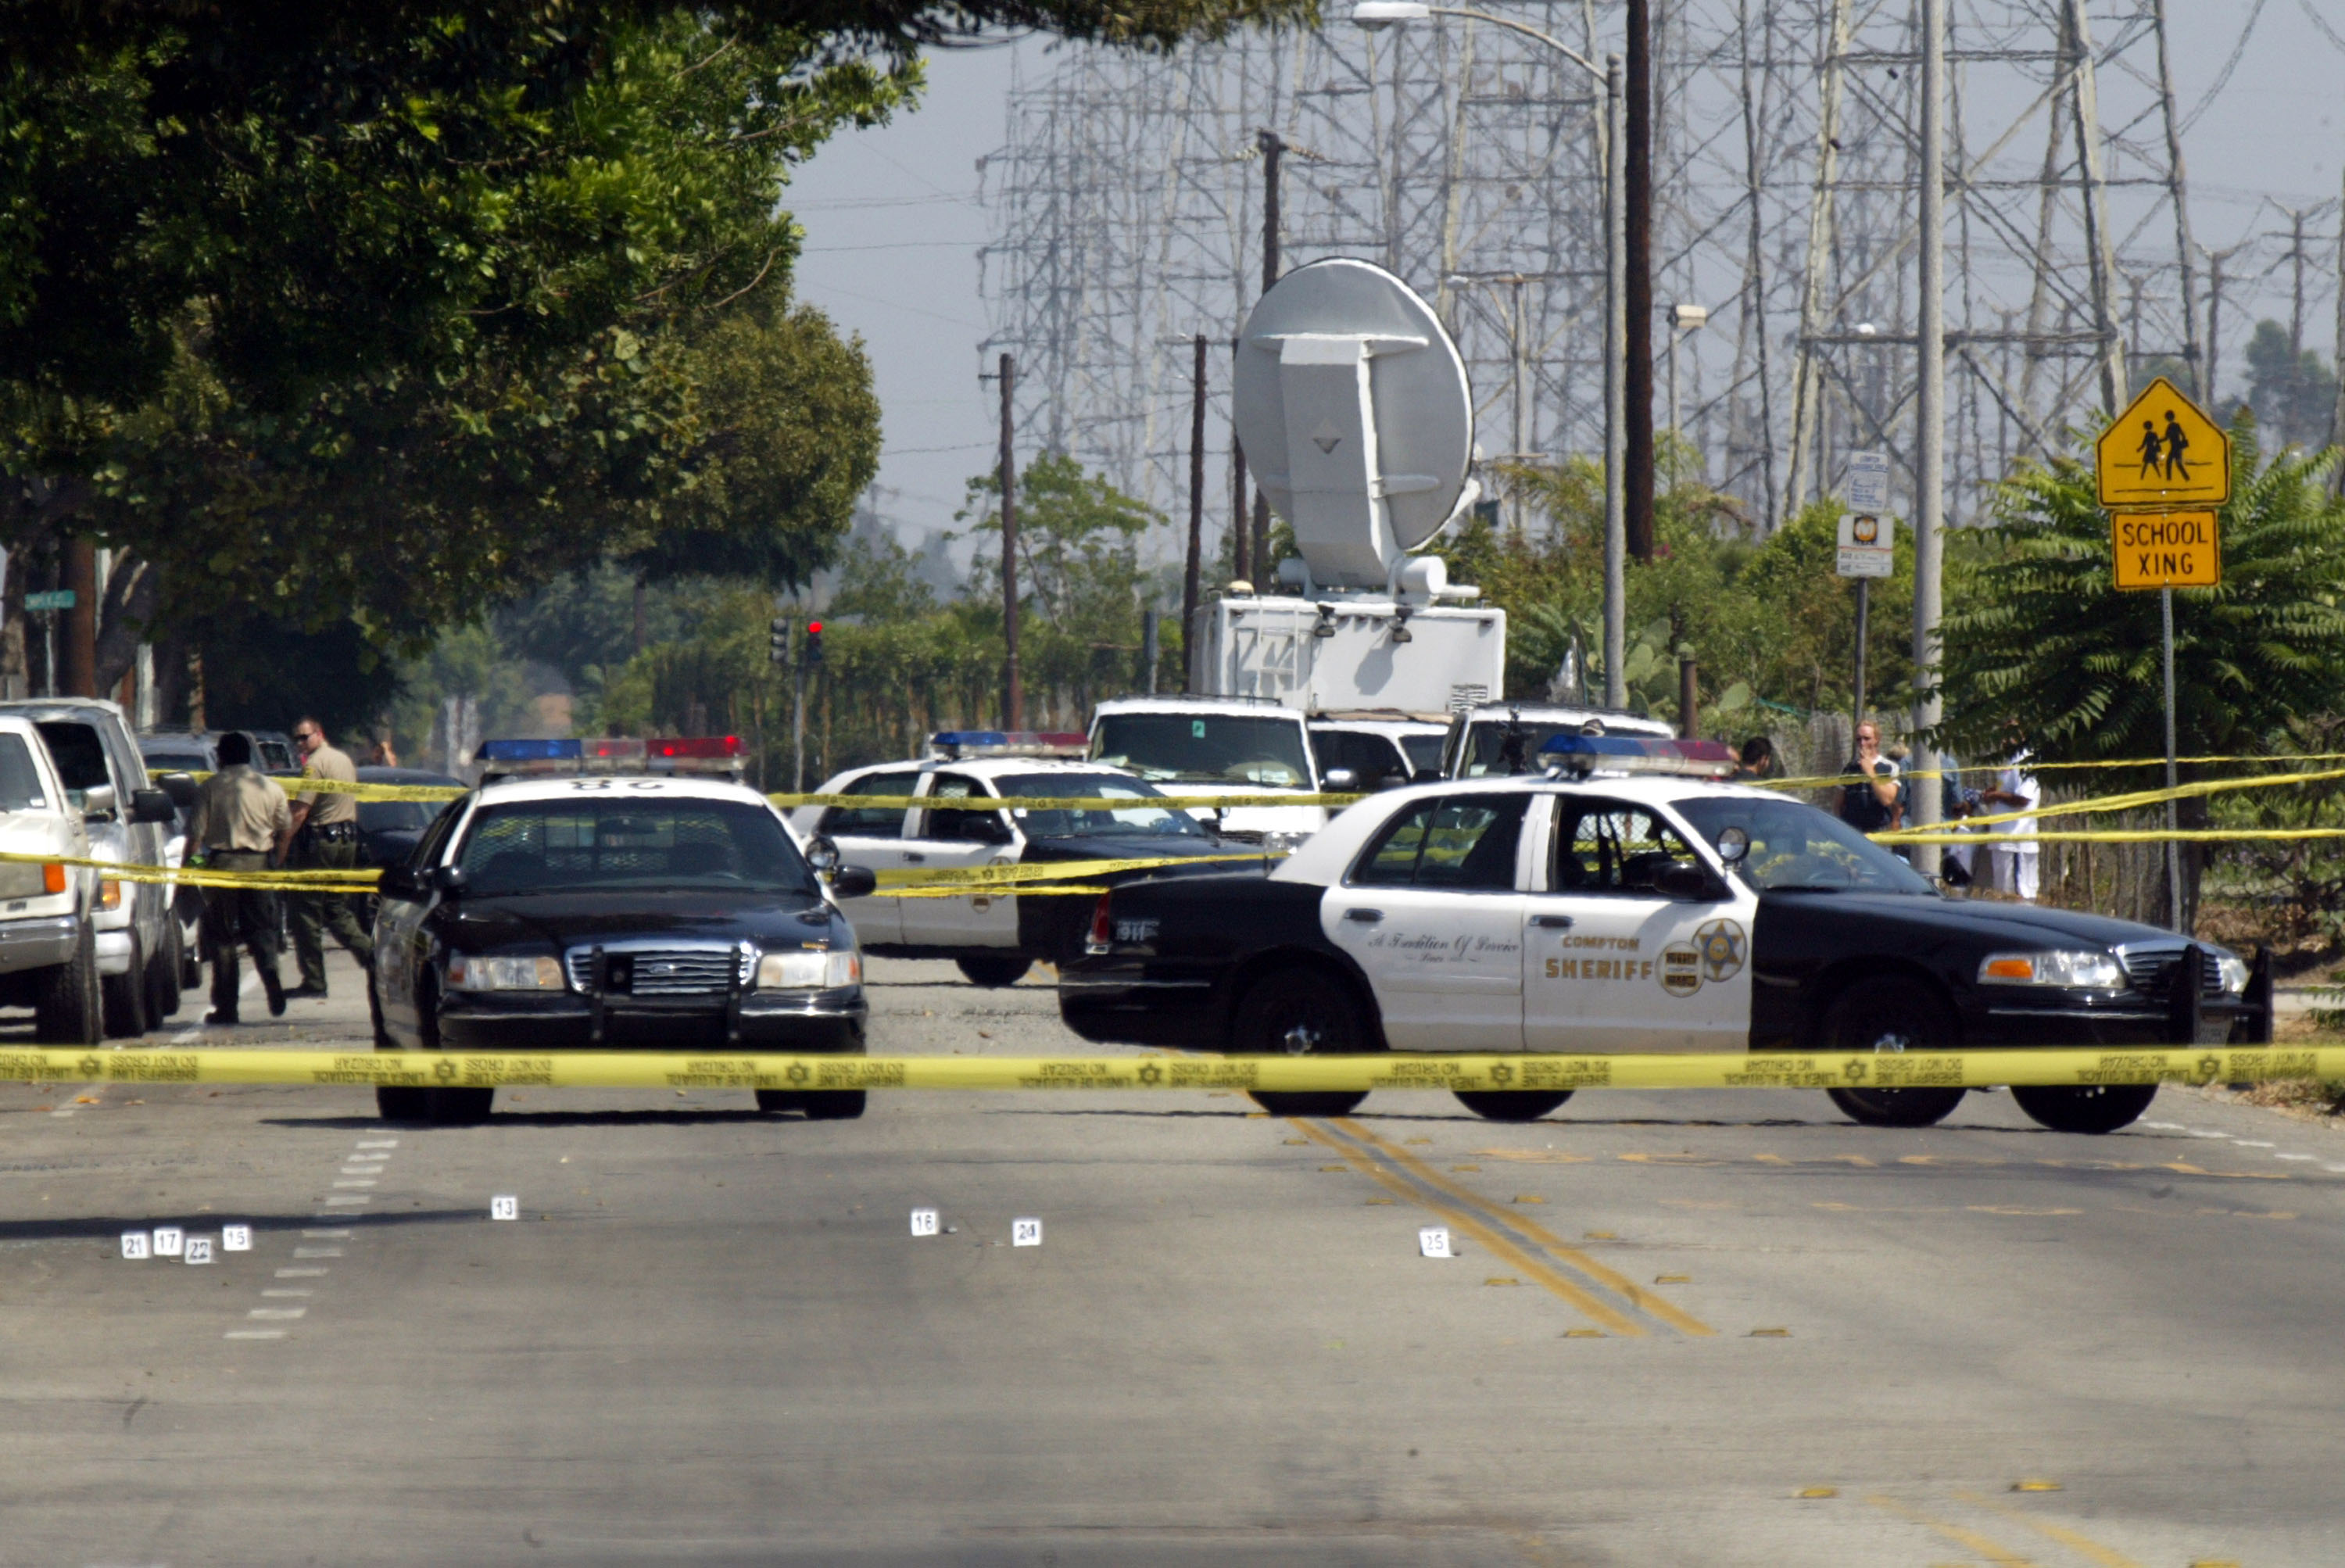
1907;0;1946;878
1184;335;1207;686
1624;0;1655;561
1783;0;1850;517
2287;204;2311;360
1231;335;1251;585
1254;129;1283;582
1603;53;1627;707
997;351;1023;729
1510;274;1527;535
2150;0;2203;397
2064;0;2125;414
61;539;95;696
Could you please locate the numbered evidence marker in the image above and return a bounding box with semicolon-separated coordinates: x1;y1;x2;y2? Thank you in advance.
120;1231;151;1260
1419;1226;1453;1259
2110;510;2220;590
222;1224;252;1253
2095;375;2230;509
490;1194;520;1222
152;1226;184;1258
910;1208;940;1238
184;1236;216;1265
1011;1217;1044;1248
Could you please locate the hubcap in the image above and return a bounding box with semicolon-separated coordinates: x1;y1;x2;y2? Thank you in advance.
1868;1029;1914;1053
1280;1021;1323;1055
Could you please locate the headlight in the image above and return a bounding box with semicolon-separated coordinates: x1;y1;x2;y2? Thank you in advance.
1977;950;2126;990
757;948;861;990
446;954;565;991
2217;954;2250;995
1259;829;1309;857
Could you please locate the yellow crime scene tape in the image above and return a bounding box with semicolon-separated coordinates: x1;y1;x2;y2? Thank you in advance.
2;1045;2332;1093
1869;764;2345;839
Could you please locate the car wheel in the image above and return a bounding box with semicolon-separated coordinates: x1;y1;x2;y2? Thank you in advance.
754;1090;804;1115
802;1090;866;1120
35;922;103;1045
424;1087;494;1125
2011;1083;2157;1135
1453;1090;1573;1122
102;928;149;1038
375;1085;431;1121
147;918;184;1021
1233;967;1373;1118
1821;976;1966;1128
956;955;1032;988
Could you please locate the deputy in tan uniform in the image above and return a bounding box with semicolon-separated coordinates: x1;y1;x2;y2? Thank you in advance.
186;731;288;1024
281;716;375;999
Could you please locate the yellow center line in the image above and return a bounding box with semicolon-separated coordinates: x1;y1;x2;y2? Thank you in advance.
1287;1120;1645;1337
1953;1491;2149;1568
1336;1119;1718;1338
1866;1495;2040;1567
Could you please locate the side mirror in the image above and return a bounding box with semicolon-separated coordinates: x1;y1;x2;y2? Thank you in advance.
158;772;199;810
1322;768;1359;791
804;834;842;872
81;783;119;823
1654;860;1722;901
129;788;176;825
829;864;878;900
429;864;469;897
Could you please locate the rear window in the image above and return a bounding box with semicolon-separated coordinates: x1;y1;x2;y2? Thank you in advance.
0;734;48;811
1351;794;1530;890
143;750;209;773
819;771;920;837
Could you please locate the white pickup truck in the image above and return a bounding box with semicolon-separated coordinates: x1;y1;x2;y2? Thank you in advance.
0;714;108;1041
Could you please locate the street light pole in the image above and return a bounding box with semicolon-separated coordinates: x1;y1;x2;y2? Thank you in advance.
1348;2;1624;705
1908;0;1946;877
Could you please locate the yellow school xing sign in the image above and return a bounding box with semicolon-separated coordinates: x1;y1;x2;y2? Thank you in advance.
2095;376;2229;508
2110;510;2220;589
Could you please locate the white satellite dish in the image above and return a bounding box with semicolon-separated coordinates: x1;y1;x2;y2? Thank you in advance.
1233;258;1476;590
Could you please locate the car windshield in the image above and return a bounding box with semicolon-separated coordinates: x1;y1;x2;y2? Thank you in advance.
0;734;47;811
1401;733;1445;773
1672;796;1935;894
1459;719;1600;776
993;773;1206;839
1090;713;1312;788
359;799;437;833
453;798;821;898
142;750;209;773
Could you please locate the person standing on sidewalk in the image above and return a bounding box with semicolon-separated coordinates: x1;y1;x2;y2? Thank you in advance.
185;731;288;1024
280;717;375;999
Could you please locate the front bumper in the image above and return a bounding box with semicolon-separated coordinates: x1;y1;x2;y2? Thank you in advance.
0;914;79;976
1972;997;2254;1047
437;986;868;1052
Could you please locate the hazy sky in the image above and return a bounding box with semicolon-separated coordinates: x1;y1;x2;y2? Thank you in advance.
783;9;2345;551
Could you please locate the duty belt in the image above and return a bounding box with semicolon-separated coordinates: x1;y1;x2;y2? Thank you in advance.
305;822;359;843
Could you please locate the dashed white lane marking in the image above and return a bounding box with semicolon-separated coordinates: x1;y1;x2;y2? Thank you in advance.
2274;1153;2318;1162
354;1140;399;1150
322;1195;370;1206
293;1247;342;1258
2187;1129;2232;1139
2236;1140;2275;1148
331;1180;377;1189
247;1308;306;1320
2143;1121;2186;1130
261;1290;312;1298
224;1330;285;1340
275;1268;328;1278
303;1229;351;1240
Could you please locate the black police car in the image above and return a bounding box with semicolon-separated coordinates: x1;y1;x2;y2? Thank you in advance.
369;761;875;1125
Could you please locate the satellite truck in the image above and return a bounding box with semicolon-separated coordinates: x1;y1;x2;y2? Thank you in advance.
1090;258;1647;847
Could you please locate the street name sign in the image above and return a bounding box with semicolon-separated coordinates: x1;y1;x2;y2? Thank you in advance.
2095;375;2229;509
1836;512;1893;578
22;590;73;611
1844;450;1890;512
2110;510;2220;590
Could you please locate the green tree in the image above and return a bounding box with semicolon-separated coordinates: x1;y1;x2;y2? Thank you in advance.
2238;320;2339;453
1934;417;2345;927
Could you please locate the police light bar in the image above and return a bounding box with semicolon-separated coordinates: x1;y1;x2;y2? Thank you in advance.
478;736;744;778
1538;733;1737;779
926;730;1090;760
479;738;580;763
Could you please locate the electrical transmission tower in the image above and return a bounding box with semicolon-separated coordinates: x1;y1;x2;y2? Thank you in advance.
979;1;2204;553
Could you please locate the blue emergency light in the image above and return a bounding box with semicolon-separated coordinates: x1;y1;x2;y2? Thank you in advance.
1538;732;1736;779
478;738;582;762
927;730;1090;760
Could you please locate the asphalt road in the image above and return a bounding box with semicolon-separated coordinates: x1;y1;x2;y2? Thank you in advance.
4;951;2343;1566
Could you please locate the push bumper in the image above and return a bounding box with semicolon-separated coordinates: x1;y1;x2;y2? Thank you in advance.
435;987;868;1052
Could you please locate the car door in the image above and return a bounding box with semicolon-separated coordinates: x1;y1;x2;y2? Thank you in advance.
1520;793;1757;1052
376;800;466;1033
1322;791;1531;1051
898;773;1022;949
811;768;923;946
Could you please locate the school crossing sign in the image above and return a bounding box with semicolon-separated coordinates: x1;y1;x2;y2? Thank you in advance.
2094;376;2228;592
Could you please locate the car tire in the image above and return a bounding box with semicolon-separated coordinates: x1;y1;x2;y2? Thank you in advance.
35;922;103;1045
956;955;1032;988
754;1090;804;1115
102;928;149;1039
2010;1083;2157;1135
1821;976;1967;1129
425;1087;494;1125
1233;966;1373;1118
1453;1090;1573;1122
802;1090;866;1120
147;918;184;1021
375;1085;431;1121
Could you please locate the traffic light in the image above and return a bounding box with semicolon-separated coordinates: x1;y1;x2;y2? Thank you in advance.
803;621;825;668
769;617;792;667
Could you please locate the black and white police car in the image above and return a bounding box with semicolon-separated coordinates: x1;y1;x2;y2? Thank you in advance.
1059;733;2268;1133
371;737;875;1124
793;732;1244;987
